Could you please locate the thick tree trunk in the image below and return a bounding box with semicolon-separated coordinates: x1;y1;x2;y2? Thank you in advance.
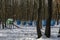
45;0;52;38
0;0;2;29
36;0;42;38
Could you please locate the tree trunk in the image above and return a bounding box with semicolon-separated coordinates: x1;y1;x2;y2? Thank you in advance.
0;0;2;29
57;1;60;37
2;0;6;29
43;0;45;19
58;28;60;37
45;0;52;38
56;3;59;25
36;0;42;38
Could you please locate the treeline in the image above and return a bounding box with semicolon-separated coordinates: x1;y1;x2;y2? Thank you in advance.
0;0;60;21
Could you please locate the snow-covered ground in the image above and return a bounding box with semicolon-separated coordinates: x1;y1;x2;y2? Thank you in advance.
0;22;60;40
38;26;60;40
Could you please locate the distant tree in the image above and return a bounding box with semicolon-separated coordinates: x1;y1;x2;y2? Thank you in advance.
55;0;60;37
2;0;6;29
57;6;60;37
56;2;59;25
43;0;45;19
31;0;35;21
45;0;52;38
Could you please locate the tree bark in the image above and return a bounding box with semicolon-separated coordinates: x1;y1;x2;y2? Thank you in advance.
45;0;52;38
36;0;42;38
58;28;60;37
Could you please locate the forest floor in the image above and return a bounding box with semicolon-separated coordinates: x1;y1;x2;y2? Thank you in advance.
0;24;60;40
37;25;60;40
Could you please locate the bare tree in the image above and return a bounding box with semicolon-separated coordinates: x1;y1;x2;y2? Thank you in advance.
2;0;6;29
45;0;52;38
0;0;2;29
42;0;45;19
57;0;60;37
36;0;42;38
56;2;59;25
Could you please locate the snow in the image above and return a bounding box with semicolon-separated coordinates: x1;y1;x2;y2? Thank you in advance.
0;22;60;40
37;25;60;40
